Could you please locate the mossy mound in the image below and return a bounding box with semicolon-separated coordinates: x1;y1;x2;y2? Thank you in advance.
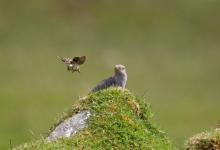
185;129;220;150
15;88;173;150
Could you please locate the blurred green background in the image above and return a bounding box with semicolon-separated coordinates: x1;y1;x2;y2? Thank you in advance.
0;0;220;149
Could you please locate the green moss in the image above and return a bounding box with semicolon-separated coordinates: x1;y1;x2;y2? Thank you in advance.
15;88;174;150
185;129;220;150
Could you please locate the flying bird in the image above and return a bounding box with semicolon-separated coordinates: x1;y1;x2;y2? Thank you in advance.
57;56;86;73
90;64;127;93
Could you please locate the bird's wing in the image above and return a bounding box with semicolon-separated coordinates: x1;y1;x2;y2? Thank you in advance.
90;76;116;93
72;56;86;65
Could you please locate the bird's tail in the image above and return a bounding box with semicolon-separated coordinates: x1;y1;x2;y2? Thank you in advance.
57;56;63;62
57;56;71;64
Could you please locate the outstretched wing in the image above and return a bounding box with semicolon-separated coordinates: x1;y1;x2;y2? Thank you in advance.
72;56;86;65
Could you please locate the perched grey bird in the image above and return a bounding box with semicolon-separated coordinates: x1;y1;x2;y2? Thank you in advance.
90;64;127;93
57;56;86;73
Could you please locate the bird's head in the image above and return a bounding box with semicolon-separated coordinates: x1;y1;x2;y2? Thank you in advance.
114;64;127;76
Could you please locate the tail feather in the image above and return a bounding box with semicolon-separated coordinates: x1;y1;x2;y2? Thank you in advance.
90;76;116;93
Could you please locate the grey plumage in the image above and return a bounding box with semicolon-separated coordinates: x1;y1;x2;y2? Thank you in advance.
91;64;127;93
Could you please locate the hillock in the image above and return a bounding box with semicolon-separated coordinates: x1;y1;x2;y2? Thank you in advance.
15;88;173;150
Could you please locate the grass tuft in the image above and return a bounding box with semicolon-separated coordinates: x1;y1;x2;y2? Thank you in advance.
185;129;220;150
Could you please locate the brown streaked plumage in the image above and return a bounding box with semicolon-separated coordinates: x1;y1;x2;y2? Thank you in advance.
57;56;86;73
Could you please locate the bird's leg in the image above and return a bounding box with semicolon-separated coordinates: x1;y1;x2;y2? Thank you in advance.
77;69;80;73
67;66;71;72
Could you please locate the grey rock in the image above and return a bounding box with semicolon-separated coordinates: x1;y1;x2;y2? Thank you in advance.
47;110;91;141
